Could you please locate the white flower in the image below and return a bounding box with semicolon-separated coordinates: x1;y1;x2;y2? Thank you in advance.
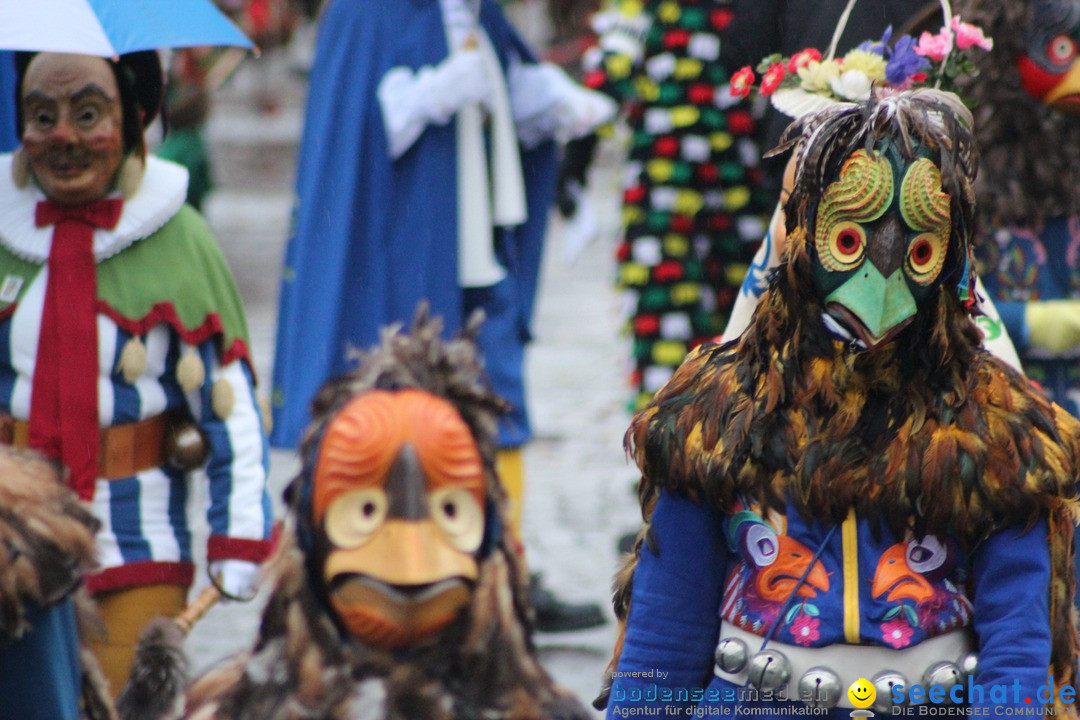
830;69;873;101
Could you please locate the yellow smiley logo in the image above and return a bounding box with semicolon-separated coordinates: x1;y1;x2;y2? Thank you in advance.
848;678;876;709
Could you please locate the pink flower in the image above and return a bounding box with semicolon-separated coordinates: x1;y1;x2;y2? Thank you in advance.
950;16;993;51
790;613;820;647
730;66;755;98
788;48;822;74
760;63;787;96
915;29;954;62
880;618;914;648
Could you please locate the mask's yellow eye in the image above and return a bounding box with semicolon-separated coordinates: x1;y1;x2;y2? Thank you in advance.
907;233;945;284
324;488;388;549
822;221;866;269
428;488;484;553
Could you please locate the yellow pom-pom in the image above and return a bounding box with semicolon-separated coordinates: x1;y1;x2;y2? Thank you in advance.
177;351;206;393
673;59;703;81
646;159;675;182
211;379;235;420
657;0;680;22
669;105;700;128
117;336;147;384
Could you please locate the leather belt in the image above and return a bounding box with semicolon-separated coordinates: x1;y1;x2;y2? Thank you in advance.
0;413;170;480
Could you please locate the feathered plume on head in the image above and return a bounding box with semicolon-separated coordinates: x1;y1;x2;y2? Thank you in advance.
951;0;1080;225
298;306;506;478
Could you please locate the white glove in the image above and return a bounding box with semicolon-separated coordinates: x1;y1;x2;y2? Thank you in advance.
379;50;494;158
416;50;494;123
209;559;260;602
553;83;618;142
510;62;617;147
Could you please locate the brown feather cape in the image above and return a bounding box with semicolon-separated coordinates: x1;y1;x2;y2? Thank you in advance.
183;307;591;720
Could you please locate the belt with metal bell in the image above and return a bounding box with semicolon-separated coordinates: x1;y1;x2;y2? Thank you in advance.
713;623;977;712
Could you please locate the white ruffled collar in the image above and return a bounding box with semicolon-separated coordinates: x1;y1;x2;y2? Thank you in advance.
0;153;189;264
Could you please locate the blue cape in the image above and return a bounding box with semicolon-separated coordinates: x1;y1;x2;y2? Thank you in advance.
0;52;17;152
270;0;557;449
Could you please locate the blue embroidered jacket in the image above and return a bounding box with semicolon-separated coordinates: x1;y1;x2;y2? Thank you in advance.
608;490;1052;718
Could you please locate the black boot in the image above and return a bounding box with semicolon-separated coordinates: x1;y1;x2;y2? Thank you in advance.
529;573;606;632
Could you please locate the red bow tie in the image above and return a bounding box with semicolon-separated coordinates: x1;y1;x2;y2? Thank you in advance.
30;197;123;499
35;198;124;231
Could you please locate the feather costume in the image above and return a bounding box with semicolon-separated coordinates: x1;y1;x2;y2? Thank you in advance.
602;90;1080;715
183;307;590;720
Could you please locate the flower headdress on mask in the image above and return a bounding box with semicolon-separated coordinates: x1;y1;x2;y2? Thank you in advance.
729;0;993;119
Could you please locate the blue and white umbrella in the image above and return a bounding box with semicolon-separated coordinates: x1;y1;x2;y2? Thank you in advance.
0;0;253;56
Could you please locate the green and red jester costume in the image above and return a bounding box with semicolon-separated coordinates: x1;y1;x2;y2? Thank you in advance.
584;0;771;410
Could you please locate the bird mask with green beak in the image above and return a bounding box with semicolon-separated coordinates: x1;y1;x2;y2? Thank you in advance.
809;141;954;350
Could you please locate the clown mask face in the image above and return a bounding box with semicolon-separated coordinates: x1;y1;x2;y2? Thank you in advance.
312;389;486;650
1017;0;1080;113
811;144;953;349
20;53;125;205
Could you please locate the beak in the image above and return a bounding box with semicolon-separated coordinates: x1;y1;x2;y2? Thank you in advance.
757;535;830;601
825;263;916;349
1044;57;1080;112
324;518;479;650
872;544;933;604
325;518;478;586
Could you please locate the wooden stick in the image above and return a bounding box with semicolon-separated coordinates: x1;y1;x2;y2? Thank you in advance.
174;584;222;636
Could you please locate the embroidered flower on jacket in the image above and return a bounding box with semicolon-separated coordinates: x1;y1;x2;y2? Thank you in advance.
880;617;915;648
790;613;821;647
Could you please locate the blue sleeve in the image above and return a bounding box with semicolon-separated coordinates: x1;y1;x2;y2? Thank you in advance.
993;300;1029;353
607;489;729;717
969;516;1051;709
0;51;16;153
